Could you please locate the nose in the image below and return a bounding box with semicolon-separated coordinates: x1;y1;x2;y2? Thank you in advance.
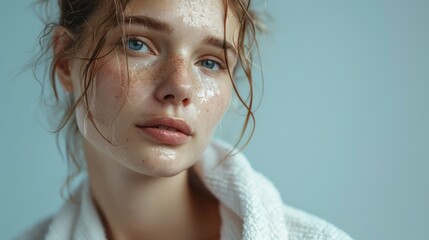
155;57;193;107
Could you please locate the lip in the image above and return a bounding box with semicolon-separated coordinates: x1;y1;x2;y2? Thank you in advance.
135;117;193;145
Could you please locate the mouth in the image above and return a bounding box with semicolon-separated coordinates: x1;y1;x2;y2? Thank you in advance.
135;117;193;145
154;125;186;133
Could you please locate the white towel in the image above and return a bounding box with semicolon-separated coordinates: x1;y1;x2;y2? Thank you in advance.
192;140;289;239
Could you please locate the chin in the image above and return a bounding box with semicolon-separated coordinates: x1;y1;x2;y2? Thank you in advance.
122;152;195;178
136;165;192;178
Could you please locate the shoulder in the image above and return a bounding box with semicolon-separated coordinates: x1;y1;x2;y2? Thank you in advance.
14;216;52;240
283;205;353;240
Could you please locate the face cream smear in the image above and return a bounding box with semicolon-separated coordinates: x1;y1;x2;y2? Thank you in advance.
177;0;221;31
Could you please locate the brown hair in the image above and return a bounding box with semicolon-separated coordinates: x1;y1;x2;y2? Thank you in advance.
35;0;264;196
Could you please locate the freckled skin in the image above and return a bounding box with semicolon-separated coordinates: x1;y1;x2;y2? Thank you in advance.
70;0;239;177
56;1;242;239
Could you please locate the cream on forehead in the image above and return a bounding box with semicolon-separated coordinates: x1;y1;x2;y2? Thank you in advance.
176;0;223;30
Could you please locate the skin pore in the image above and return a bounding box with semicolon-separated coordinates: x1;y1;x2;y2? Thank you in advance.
54;0;240;239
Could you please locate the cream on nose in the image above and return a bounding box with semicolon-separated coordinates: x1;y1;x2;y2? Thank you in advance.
154;56;193;106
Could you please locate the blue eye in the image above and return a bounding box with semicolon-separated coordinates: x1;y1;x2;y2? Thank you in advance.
200;59;221;71
127;38;150;53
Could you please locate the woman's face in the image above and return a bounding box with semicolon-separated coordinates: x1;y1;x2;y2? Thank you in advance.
67;0;239;177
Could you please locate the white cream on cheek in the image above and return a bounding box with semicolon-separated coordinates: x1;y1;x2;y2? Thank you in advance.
195;69;221;104
191;65;231;138
157;148;177;161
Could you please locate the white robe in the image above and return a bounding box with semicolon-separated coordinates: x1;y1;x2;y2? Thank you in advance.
16;141;352;240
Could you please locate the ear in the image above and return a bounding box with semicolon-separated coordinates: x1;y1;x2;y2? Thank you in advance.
52;26;74;92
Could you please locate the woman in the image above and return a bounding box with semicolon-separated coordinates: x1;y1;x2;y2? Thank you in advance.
18;0;352;239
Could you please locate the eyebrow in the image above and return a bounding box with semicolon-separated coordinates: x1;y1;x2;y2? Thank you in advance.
124;15;237;57
124;15;173;33
204;36;238;58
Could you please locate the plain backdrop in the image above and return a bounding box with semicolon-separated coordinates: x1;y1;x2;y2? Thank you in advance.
1;1;428;239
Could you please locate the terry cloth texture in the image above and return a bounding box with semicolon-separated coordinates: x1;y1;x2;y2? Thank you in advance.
16;140;353;240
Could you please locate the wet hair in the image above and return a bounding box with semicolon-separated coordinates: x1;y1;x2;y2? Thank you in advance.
34;0;264;195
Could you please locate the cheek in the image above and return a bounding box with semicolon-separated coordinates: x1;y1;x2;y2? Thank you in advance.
197;75;232;128
213;88;231;122
196;76;220;104
89;57;129;124
126;61;156;100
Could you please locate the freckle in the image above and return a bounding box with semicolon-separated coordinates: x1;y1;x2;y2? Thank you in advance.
126;138;129;142
172;56;185;67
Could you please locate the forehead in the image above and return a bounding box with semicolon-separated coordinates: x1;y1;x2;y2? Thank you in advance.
125;0;239;36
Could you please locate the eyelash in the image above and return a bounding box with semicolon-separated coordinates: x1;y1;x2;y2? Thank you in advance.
197;59;225;72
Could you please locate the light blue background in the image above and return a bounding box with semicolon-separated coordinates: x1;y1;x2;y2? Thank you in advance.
1;1;428;239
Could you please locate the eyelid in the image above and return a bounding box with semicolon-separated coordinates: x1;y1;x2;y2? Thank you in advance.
123;35;157;55
198;56;226;70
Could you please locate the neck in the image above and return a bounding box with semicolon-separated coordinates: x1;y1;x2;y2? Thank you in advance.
84;141;220;240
